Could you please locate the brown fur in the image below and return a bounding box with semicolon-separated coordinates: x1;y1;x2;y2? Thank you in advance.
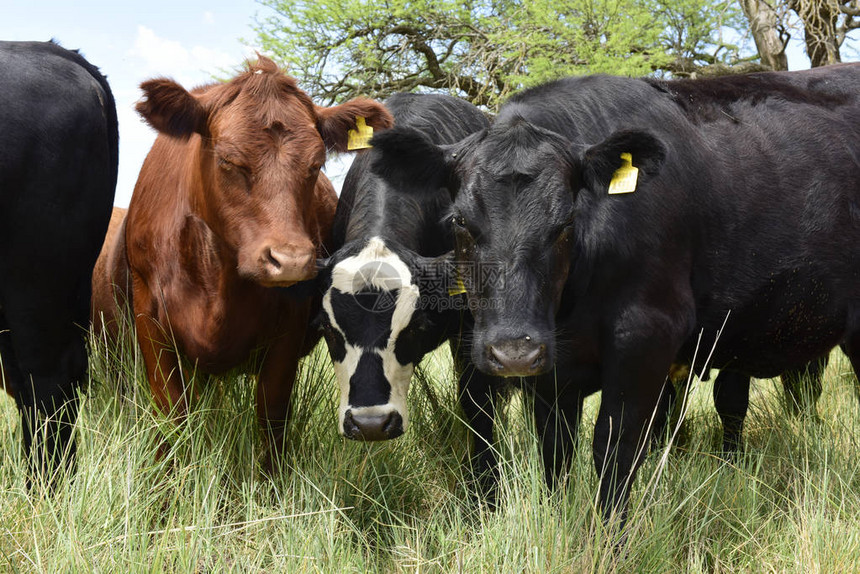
91;206;131;339
91;56;391;462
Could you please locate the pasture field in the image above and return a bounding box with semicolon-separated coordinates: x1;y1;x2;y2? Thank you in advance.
2;330;860;573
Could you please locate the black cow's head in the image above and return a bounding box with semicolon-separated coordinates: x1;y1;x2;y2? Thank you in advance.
315;237;454;441
371;117;666;377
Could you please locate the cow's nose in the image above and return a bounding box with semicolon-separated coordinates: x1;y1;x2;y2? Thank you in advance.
486;337;547;377
261;246;316;283
342;409;404;441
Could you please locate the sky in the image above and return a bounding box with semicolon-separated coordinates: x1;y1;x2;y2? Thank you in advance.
2;1;842;207
4;0;281;207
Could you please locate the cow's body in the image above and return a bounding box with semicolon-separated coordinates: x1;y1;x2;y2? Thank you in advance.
316;94;499;466
0;41;117;480
93;57;391;462
371;64;860;522
651;68;860;375
91;206;130;339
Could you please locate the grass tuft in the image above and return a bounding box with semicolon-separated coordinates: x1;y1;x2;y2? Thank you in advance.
1;334;859;572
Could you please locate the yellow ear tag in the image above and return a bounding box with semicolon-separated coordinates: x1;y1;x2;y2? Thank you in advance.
347;116;373;150
607;152;639;194
448;273;467;296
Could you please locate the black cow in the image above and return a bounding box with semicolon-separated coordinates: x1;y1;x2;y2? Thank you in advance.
315;93;497;459
0;41;118;483
370;64;860;523
710;355;829;454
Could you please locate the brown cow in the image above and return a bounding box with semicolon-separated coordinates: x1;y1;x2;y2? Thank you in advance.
93;56;392;463
91;206;130;339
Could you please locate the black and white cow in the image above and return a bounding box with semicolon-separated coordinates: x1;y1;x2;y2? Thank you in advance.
370;64;860;523
0;41;118;482
315;93;490;444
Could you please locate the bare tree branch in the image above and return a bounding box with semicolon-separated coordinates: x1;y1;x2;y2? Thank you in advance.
739;0;789;69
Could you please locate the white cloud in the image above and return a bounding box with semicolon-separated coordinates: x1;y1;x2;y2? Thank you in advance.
127;25;245;86
116;25;245;205
190;45;238;75
203;11;215;25
128;26;190;75
111;23;266;206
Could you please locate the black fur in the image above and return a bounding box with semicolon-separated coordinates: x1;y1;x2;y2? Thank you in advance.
371;65;860;524
348;354;391;407
330;287;395;350
318;93;495;464
0;41;118;485
646;69;851;123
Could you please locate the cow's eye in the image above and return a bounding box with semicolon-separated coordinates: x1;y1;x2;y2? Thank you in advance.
218;156;252;191
397;324;413;338
321;323;341;344
560;223;574;238
219;156;251;181
553;217;575;240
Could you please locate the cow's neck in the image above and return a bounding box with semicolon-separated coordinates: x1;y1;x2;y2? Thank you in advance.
348;180;452;256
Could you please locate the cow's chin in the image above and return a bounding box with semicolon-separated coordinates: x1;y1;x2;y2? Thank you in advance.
256;277;298;288
240;270;298;287
238;264;317;287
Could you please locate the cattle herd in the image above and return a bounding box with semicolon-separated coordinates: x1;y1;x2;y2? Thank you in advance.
2;39;860;530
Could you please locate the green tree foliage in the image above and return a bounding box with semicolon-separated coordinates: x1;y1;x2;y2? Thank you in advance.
656;0;751;73
254;0;751;109
506;0;669;88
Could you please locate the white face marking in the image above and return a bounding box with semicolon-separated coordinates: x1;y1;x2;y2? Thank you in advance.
322;237;419;435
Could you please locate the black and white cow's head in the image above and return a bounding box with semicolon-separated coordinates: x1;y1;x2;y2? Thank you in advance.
370;118;667;377
317;236;453;441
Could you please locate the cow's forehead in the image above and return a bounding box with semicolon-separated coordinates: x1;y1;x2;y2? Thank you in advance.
323;237;420;349
457;123;571;195
478;118;569;162
329;237;414;294
456;164;572;224
204;75;323;157
210;101;323;158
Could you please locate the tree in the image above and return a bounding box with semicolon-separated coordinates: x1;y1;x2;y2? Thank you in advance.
738;0;790;70
788;0;859;66
736;0;859;69
501;0;670;89
655;0;758;75
254;0;753;109
255;1;514;108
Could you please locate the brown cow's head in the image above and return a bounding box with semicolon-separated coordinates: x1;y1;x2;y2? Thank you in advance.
135;56;392;285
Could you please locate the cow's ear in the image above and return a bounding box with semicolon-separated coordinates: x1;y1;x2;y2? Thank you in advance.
369;127;452;193
316;99;394;153
136;78;208;139
580;130;666;194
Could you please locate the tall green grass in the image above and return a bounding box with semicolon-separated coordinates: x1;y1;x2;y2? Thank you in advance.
2;330;860;572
